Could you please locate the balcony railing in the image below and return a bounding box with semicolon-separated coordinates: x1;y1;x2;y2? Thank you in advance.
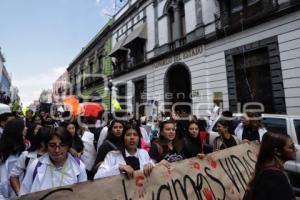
215;0;281;31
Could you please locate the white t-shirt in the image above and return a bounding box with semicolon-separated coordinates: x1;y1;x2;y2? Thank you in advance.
0;155;18;199
94;149;154;179
9;151;42;181
96;126;108;152
19;153;87;196
81;131;97;171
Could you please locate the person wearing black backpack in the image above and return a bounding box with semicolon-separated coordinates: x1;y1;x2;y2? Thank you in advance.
92;120;124;174
19;127;87;196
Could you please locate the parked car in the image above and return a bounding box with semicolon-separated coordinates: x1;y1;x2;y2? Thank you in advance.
207;113;300;195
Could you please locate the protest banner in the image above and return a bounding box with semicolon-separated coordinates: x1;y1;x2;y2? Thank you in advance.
18;142;259;200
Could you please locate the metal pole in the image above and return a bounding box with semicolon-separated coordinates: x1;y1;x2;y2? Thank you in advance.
108;80;113;113
109;88;112;113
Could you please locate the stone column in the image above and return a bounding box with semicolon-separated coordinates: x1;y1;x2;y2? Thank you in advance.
153;0;159;46
173;4;181;40
195;0;203;26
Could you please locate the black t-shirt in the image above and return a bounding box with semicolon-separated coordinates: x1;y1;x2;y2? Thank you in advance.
242;127;260;141
253;169;296;200
219;135;237;150
149;143;184;163
72;135;84;153
182;137;201;158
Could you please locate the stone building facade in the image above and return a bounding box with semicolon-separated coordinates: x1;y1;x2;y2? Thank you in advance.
107;0;300;117
67;20;113;109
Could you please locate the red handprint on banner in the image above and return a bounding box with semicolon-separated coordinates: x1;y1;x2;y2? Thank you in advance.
135;175;145;187
202;187;213;200
193;162;201;170
134;175;146;199
207;156;217;169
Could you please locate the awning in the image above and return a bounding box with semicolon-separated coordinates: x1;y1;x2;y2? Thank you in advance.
109;37;127;57
123;23;147;48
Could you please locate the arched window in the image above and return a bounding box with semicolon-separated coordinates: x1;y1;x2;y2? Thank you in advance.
166;0;186;42
178;1;185;37
168;7;175;41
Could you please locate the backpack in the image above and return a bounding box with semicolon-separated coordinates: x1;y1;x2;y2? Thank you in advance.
93;127;103;151
152;141;164;162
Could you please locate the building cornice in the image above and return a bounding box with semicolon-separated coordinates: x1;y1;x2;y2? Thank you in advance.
67;20;113;71
113;1;300;78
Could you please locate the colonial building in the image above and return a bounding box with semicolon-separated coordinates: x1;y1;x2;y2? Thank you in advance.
0;48;12;104
52;71;69;103
67;20;113;109
107;0;300;117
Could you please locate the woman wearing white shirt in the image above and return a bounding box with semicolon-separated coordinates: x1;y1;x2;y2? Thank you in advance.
9;127;49;196
19;127;87;196
0;118;26;199
94;125;154;179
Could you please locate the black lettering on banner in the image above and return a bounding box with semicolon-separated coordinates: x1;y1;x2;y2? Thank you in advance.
171;175;201;200
156;183;174;200
227;157;246;191
122;179;132;200
247;150;257;165
197;171;216;199
205;167;226;200
219;150;257;194
230;155;249;189
219;158;241;192
198;172;218;200
243;157;254;173
150;169;226;200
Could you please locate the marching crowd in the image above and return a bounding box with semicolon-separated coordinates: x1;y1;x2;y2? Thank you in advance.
0;109;298;200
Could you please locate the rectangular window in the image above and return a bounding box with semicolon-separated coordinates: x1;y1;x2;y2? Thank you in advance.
229;0;263;21
117;85;127;110
234;48;274;113
114;53;128;74
134;79;146;116
129;41;145;66
98;55;103;74
293;119;300;144
261;117;287;135
89;62;94;83
80;69;84;87
230;0;243;13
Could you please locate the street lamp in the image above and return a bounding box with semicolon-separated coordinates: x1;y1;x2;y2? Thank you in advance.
108;79;113;113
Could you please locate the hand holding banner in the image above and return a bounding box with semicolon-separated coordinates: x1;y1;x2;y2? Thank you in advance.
18;142;259;200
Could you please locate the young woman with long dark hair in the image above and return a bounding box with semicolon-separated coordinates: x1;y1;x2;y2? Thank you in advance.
93;120;124;171
9;127;49;196
245;133;298;200
149;120;184;163
63;122;84;158
94;125;154;179
182;121;203;158
0;118;26;199
213;120;241;151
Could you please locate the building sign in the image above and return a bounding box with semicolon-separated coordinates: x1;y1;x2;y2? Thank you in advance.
154;45;204;68
191;90;200;97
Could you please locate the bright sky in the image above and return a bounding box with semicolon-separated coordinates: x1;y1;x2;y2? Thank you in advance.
0;0;126;106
